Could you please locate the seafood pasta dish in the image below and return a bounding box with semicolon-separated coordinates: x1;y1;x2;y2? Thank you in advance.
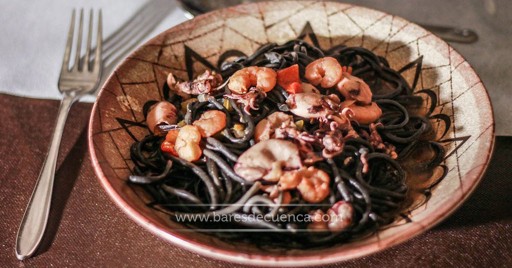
127;39;444;249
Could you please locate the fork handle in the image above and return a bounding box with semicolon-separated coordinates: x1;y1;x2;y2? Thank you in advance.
15;94;76;260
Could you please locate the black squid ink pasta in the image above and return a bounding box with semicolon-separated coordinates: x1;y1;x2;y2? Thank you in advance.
127;39;445;250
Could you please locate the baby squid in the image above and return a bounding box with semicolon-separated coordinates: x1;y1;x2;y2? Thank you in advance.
145;101;178;136
337;73;373;105
305;57;343;88
167;70;223;98
228;66;277;94
254;111;295;142
286;92;339;118
341;100;382;125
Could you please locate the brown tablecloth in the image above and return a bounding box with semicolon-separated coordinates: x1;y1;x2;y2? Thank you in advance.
1;93;511;267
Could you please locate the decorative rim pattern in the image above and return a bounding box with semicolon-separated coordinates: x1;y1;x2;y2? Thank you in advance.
88;1;495;266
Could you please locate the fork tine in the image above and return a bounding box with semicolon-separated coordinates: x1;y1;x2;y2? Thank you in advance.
84;9;93;71
93;9;103;73
60;9;76;73
73;9;84;71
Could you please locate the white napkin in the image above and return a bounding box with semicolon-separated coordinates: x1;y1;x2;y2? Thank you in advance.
0;0;188;102
0;0;510;135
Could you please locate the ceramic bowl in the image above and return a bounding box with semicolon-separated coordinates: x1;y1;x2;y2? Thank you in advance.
88;1;495;266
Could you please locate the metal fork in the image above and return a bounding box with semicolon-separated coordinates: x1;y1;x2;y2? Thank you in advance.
15;9;103;260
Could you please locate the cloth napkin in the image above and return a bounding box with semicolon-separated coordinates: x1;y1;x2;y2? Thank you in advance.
0;0;188;102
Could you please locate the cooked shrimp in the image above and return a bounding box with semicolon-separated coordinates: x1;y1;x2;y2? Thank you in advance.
160;129;180;156
308;209;329;231
337;73;372;104
146;101;178;136
228;66;277;94
192;110;227;137
341;100;382;124
327;201;353;232
296;167;330;203
305;57;343;88
175;125;202;162
254;118;271;142
261;186;292;205
278;170;303;191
